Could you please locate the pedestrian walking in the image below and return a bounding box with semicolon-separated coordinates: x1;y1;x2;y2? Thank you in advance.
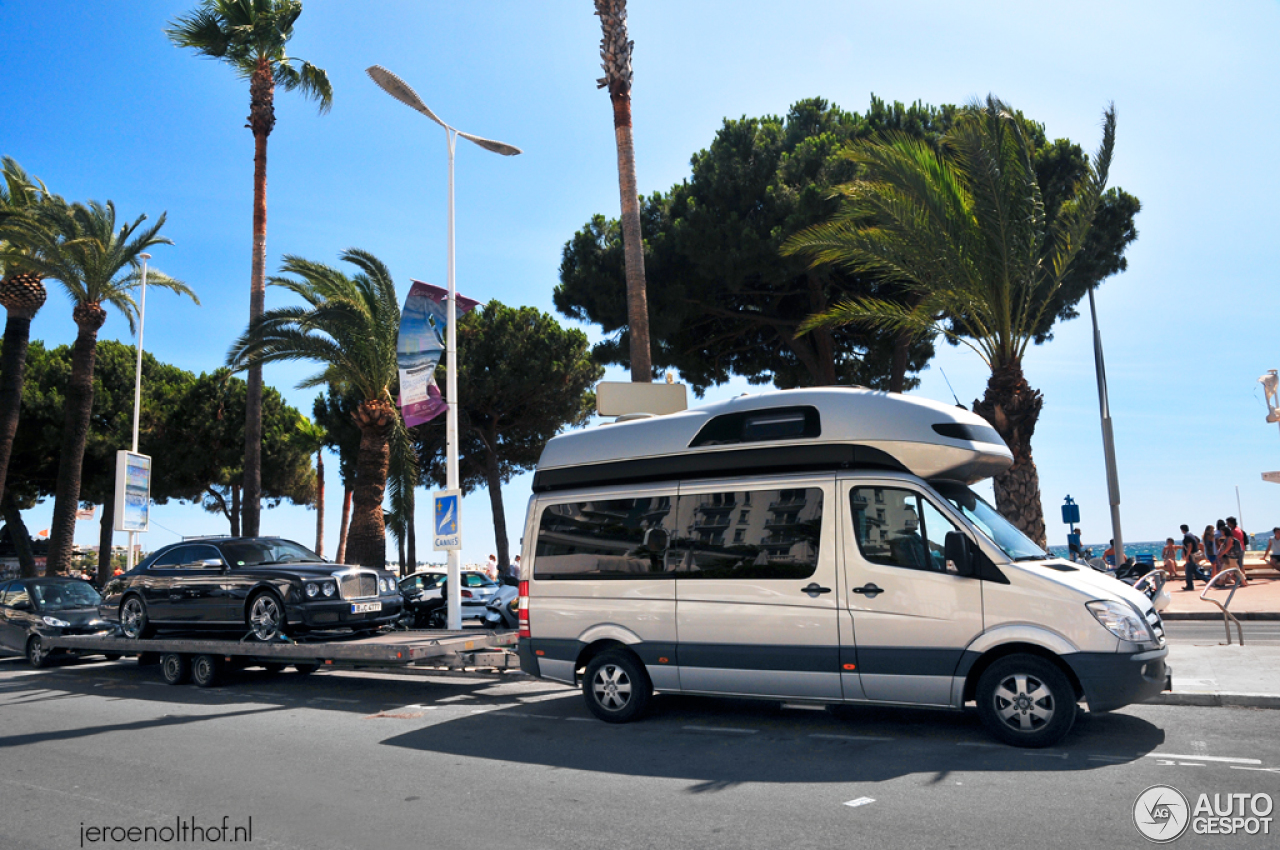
1215;519;1248;587
1179;524;1201;590
1202;524;1218;579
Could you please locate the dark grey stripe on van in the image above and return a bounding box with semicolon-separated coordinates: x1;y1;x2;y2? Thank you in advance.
531;638;978;678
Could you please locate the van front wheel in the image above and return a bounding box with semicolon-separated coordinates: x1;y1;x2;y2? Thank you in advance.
976;654;1077;748
583;650;652;723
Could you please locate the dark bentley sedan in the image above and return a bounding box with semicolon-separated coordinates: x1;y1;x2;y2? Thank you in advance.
99;537;402;641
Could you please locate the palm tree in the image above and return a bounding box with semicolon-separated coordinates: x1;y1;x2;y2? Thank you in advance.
785;97;1116;545
0;158;54;507
595;0;651;381
228;249;404;567
294;414;327;556
15;200;197;572
167;0;332;538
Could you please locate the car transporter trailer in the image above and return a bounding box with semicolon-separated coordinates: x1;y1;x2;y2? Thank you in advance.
43;629;519;688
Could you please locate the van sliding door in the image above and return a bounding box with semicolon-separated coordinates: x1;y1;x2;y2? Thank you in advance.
672;479;842;700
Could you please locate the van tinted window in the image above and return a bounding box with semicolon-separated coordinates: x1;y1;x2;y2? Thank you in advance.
672;487;823;580
849;486;957;573
534;496;675;579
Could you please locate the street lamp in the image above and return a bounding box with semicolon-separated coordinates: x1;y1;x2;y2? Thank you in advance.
1087;285;1124;567
127;253;151;572
366;65;521;629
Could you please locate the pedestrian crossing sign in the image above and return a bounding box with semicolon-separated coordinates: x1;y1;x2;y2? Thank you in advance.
433;490;461;551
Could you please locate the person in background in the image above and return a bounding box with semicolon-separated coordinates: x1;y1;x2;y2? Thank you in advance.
1215;519;1248;587
1227;516;1247;556
1179;524;1201;590
1104;540;1117;567
485;554;498;582
1161;538;1179;576
1202;524;1218;580
1263;527;1280;569
1067;528;1083;562
501;555;521;586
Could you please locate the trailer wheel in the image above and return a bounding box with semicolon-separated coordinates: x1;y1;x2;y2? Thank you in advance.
583;649;652;724
160;653;191;685
119;595;154;640
261;663;285;674
190;654;221;688
247;591;288;642
101;653;122;661
976;654;1077;748
26;635;51;669
293;663;318;675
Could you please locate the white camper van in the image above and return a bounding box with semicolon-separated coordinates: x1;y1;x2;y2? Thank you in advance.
514;388;1168;747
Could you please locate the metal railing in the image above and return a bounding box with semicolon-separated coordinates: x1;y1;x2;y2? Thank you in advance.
1200;568;1245;645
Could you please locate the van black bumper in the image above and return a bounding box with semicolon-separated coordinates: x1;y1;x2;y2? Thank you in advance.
518;638;540;677
1066;648;1170;712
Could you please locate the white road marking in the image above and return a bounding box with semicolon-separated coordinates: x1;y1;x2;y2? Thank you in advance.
843;797;876;808
1177;763;1207;767
809;733;894;742
1145;753;1261;765
682;725;758;735
1230;766;1280;773
1087;755;1131;763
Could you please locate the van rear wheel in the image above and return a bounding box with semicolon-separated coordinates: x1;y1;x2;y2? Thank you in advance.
583;650;652;723
976;654;1076;748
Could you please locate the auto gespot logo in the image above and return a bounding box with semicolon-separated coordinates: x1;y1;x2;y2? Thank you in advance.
1134;785;1274;842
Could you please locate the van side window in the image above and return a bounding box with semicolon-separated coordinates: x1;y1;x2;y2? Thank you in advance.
850;487;958;573
533;497;675;579
672;487;823;580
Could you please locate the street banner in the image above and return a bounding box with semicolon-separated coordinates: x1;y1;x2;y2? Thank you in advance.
114;450;151;532
397;280;480;427
433;489;462;551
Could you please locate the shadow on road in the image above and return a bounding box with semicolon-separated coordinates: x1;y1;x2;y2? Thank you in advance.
378;691;1167;785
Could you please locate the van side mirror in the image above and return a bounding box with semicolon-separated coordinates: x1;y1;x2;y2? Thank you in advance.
945;531;975;577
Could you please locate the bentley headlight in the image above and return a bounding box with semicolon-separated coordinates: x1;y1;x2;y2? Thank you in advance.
378;578;391;593
1086;600;1151;643
323;582;335;597
305;583;319;598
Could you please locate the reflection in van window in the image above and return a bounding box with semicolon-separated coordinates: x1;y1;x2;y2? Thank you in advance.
534;497;675;579
671;487;823;580
850;487;954;572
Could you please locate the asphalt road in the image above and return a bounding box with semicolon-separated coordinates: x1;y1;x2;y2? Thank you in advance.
2;654;1277;850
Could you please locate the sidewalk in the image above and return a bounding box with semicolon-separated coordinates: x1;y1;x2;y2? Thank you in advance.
1145;564;1280;709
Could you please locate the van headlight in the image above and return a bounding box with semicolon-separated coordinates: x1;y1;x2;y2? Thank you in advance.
1086;600;1151;642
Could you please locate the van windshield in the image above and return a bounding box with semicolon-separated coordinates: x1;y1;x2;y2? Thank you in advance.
931;480;1048;561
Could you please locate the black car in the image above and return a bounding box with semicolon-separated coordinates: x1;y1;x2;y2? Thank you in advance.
99;537;402;641
0;577;117;667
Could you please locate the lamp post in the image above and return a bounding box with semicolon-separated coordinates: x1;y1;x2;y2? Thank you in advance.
1087;285;1124;567
367;65;520;628
127;253;151;572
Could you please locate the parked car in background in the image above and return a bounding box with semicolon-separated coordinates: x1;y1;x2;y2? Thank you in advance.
99;537;402;642
0;577;119;667
398;570;502;628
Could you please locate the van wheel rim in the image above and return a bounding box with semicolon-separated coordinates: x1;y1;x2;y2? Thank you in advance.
592;663;633;710
993;673;1055;731
249;596;283;641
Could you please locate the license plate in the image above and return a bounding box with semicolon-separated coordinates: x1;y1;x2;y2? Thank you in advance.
351;602;382;614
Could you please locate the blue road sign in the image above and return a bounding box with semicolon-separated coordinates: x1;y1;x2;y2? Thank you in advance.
433;490;461;551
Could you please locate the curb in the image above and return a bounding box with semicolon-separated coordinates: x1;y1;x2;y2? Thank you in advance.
1160;611;1280;621
1145;692;1280;709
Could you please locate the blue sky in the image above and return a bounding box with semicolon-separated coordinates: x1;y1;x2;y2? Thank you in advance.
5;0;1280;563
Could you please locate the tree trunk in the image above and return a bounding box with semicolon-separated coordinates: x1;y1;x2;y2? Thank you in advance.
397;529;406;574
335;485;352;564
406;501;416;575
97;488;115;585
889;329;912;394
971;360;1047;546
609;91;651;382
0;297;42;506
46;303;106;574
243;57;276;539
345;399;393;567
2;490;36;577
314;449;325;557
231;484;241;537
483;439;510;570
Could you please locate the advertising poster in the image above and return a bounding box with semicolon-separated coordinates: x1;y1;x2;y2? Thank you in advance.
396;280;480;427
114;450;151;532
